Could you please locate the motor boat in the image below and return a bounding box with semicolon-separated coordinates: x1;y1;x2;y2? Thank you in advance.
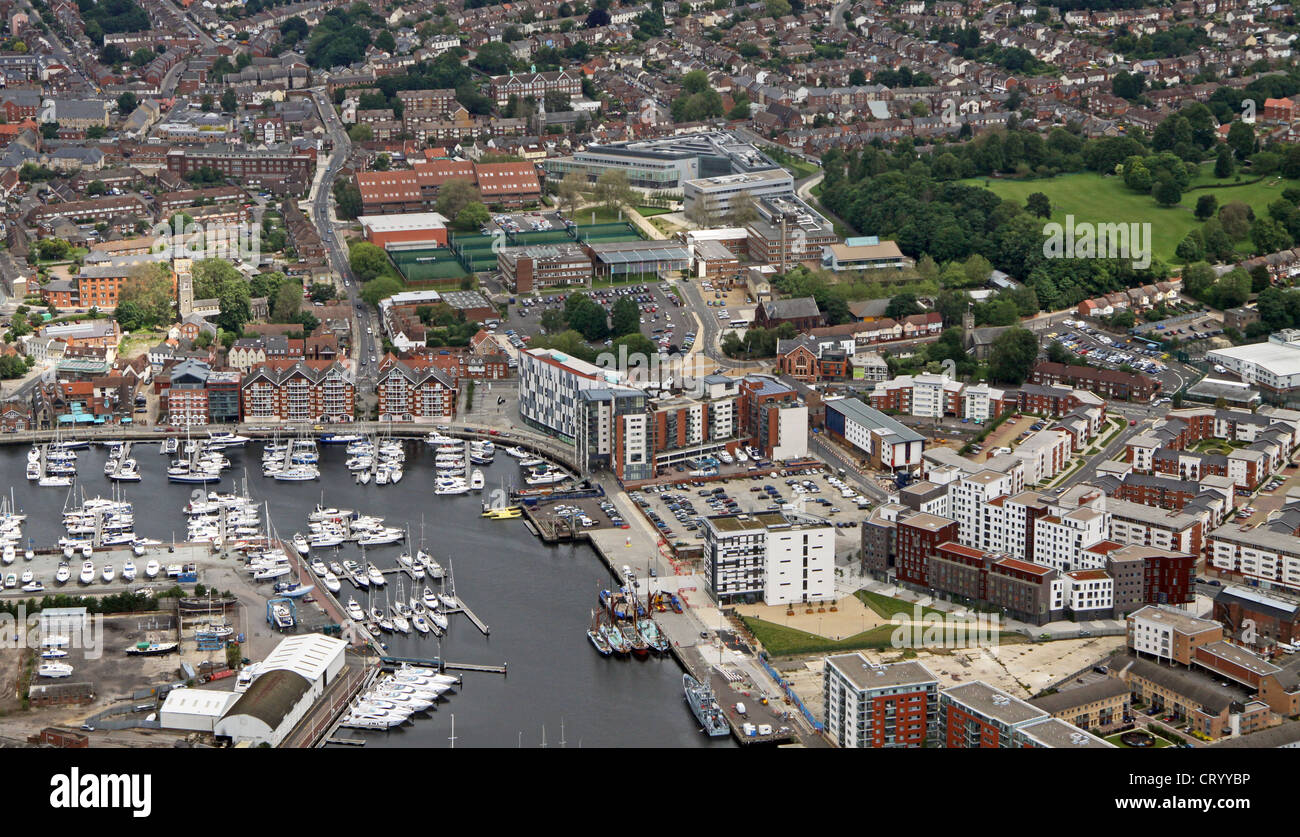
54;564;70;585
78;561;95;584
144;560;160;579
345;598;365;621
38;662;73;678
101;564;115;583
22;580;44;593
322;571;341;594
122;560;136;582
20;570;33;584
470;469;485;491
366;564;387;586
293;533;310;555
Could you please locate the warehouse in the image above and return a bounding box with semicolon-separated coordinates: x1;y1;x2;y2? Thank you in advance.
160;688;241;733
211;634;346;746
360;212;450;249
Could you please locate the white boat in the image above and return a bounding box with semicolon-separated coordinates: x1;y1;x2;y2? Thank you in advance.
20;569;33;584
22;580;44;593
78;561;94;584
470;469;485;491
133;541;146;557
345;598;365;621
434;478;470;496
54;564;70;585
81;543;93;558
1;545;12;565
38;662;73;678
323;571;341;594
293;533;310;555
108;460;142;481
101;564;115;583
525;468;570;486
366;564;387;586
505;445;529;458
355;471;371;485
253;565;291;581
411;612;431;634
39;475;74;487
309;557;328;576
122;560;136;582
517;456;544;468
144;560;160;579
389;611;411;634
160;438;178;455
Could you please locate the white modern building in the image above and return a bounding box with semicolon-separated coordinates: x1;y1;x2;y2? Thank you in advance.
1128;605;1222;664
1207;339;1300;395
160;688;241;733
519;347;629;443
212;634;347;747
701;511;835;605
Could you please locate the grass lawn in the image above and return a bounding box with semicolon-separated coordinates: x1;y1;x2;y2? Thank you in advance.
781;159;820;180
635;206;673;217
1105;731;1172;749
964;167;1300;263
118;329;165;359
740;615;900;657
855;589;949;621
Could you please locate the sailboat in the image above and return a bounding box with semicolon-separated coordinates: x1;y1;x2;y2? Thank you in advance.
588;609;613;656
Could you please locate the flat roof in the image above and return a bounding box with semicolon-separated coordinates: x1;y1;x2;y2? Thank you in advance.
826;655;938;692
1016;717;1115;748
1130;604;1221;635
941;681;1047;726
824;396;925;444
359;212;450;232
1209;341;1300;377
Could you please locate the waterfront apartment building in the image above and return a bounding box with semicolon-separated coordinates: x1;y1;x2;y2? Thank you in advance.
823;655;938;748
937;681;1113;748
700;512;834;605
519;347;626;443
374;356;458;422
240;360;355;423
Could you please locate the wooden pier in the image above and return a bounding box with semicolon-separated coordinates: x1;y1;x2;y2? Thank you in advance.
449;599;490;636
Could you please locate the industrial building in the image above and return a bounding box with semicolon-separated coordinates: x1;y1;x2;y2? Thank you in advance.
542;130;780;191
359;212;450;249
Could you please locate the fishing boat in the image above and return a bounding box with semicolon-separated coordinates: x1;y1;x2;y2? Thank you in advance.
588;610;612;656
600;620;631;655
621;622;649;658
638;617;671;654
684;673;730;737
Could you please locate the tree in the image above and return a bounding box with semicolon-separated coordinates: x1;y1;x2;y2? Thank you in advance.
455;202;490;232
1227;120;1256;160
375;30;396;53
539;308;566;334
1153;178;1183;207
610;296;639;337
987;327;1039;385
1025;192;1051;219
272;281;302;322
885;293;922;319
563;293;609;341
348;124;373;143
333;181;363;220
1215;145;1234;178
558;171;586;217
349;242;390;282
1175;231;1204;264
764;0;792;15
1219;201;1254;240
435;179;481;219
1194;194;1218;221
115;263;175;329
116;92;138;113
192;258;251;333
471;41;513;74
594;169;633;213
727;191;758;226
309;282;335;303
220;87;237;113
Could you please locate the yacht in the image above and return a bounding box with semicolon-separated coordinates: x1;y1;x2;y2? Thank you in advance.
22;579;44;593
160;437;178;455
144;560;160;579
78;561;95;584
54;564;70;585
525;468;570;486
101;564;115;584
38;662;74;678
366;563;387;586
470;470;485;491
206;431;251;449
108;460;142;482
345;598;365;621
121;560;136;582
293;533;311;556
322;571;341;594
435;477;470;496
517;456;545;468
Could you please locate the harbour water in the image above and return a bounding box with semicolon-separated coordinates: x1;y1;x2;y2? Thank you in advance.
0;441;736;748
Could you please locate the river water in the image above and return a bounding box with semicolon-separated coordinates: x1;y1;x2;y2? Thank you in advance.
0;441;735;748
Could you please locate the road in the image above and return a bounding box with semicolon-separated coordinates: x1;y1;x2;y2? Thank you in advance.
304;86;382;388
831;0;852;31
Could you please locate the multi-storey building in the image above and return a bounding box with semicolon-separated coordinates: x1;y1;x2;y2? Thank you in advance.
700;511;835;605
938;681;1113;748
823;656;938;749
374;357;458;422
240;360;355;423
895;512;959;587
497;243;593;292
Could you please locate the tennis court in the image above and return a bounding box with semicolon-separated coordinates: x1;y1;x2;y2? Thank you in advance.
389;247;469;281
575;222;643;244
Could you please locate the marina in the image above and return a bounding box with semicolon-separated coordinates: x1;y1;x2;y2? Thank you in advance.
0;440;735;748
